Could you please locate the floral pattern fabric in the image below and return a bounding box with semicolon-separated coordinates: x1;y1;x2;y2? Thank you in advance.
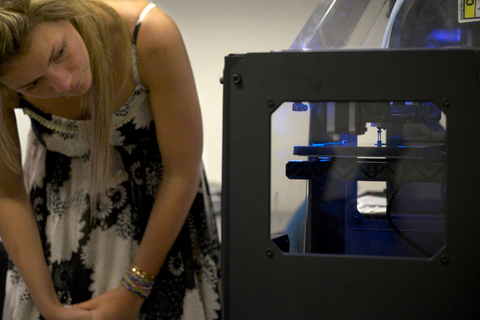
2;84;222;320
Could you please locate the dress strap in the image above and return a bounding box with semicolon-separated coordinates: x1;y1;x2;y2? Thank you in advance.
132;2;156;86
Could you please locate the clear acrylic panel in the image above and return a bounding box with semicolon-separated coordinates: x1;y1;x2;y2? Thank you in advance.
271;103;311;253
290;0;480;50
271;101;446;258
290;0;390;50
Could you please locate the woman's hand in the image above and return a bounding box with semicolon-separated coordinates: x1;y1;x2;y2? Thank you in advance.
41;304;92;320
72;285;144;320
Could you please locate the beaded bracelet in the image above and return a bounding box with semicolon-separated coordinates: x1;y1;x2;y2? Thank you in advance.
120;265;156;299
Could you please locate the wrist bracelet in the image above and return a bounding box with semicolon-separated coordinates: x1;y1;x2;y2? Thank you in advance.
131;264;156;283
120;265;156;299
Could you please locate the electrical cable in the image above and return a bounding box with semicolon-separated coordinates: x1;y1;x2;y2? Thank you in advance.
386;181;433;257
381;0;406;48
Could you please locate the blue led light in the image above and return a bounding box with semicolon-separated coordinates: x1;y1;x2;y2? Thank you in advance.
430;29;461;43
312;140;346;147
425;29;462;48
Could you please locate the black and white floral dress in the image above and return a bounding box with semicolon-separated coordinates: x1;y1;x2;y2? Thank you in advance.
2;4;221;320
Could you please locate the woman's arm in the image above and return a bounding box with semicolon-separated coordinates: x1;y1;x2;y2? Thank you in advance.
75;5;203;320
0;88;92;320
132;5;203;277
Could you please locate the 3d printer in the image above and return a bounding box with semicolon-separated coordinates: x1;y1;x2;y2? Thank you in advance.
283;99;446;257
222;1;480;319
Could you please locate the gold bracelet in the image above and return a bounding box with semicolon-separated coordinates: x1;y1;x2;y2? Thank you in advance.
130;264;156;283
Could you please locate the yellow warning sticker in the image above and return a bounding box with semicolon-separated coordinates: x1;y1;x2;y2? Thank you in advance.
459;0;480;22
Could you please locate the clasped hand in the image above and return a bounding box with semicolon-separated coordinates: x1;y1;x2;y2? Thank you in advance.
48;286;144;320
74;285;144;320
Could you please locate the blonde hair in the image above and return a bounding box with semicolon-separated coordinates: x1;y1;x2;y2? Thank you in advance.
0;0;131;211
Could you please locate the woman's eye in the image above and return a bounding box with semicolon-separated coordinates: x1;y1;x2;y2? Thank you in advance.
53;46;65;62
25;80;39;92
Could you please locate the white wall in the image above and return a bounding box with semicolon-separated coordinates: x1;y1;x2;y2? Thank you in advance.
154;0;320;185
15;0;321;186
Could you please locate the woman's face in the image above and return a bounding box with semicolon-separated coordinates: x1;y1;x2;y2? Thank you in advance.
0;20;92;99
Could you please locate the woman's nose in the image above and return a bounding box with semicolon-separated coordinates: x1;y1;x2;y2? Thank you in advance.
48;69;72;93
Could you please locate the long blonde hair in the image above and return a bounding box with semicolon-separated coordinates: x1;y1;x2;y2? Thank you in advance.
0;0;131;211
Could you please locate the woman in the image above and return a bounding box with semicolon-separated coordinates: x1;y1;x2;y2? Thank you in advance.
0;0;221;319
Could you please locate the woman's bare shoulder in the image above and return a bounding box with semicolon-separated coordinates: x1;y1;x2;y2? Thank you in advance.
102;0;158;32
133;4;181;54
102;0;183;88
